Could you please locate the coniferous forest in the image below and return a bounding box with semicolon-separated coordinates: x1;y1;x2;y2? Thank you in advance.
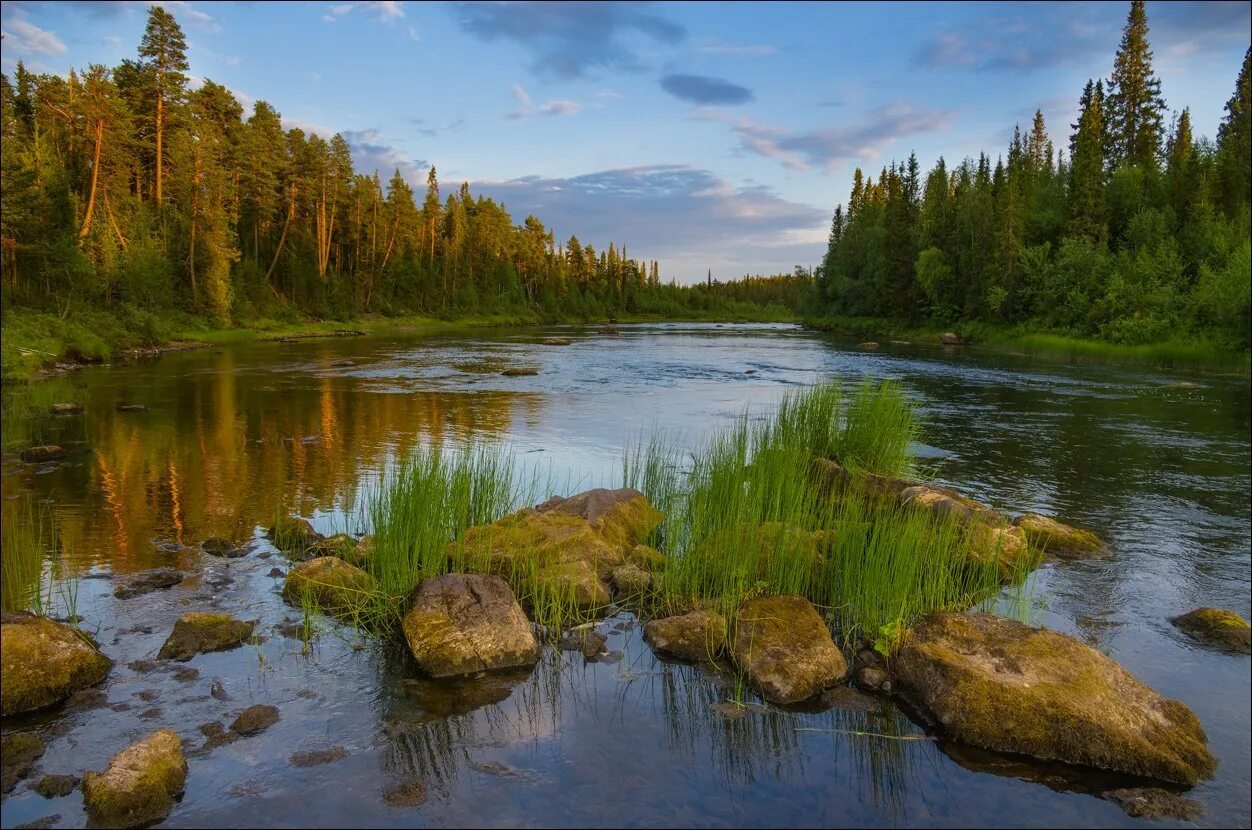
815;2;1251;352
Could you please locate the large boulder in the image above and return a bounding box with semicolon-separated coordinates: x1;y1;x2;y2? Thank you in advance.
457;508;622;577
730;595;847;704
1171;608;1251;654
282;556;377;615
1012;513;1103;558
158;612;255;661
529;560;611;612
83;729;187;828
536;487;663;551
643;609;727;662
893;612;1216;785
402;573;540;678
267;515;323;554
1;614;112;716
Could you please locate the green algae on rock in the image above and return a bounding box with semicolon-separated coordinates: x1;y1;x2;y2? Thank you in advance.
1;614;112;716
894;612;1216;785
157;612;255;662
281;556;378;616
643;609;728;663
1012;513;1104;558
1;732;45;794
267;515;323;554
82;729;187;829
402;573;539;678
730;595;847;704
528;560;612;614
1172;607;1251;654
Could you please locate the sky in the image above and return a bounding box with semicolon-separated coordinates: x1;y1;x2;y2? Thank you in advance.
2;1;1248;281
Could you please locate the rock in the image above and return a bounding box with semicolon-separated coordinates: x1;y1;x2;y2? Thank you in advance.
1103;787;1204;821
113;568;184;599
966;523;1033;571
157;612;255;661
1171;607;1251;654
901;485;1007;527
1;614;112;716
230;704;279;736
730;595;847;704
611;563;652;595
127;660;158;674
308;533;362;564
536;487;663;551
197;721;238;750
809;457;920;504
267;516;323;554
289;746;348;768
857;666;889;690
20;446;65;464
402;573;540;678
858;341;880;350
172;668;199;682
32;773;78;798
1012;513;1103;558
940;332;962;345
382;776;428;807
51;403;83;415
643;609;727;662
282;556;377;615
210;680;231;701
2;733;45;794
893;611;1216;785
530;560;611;612
501;368;538;376
541;338;572;346
116;404;148;413
15;814;62;829
558;627;607;659
626;544;666;570
82;729;187;829
458;509;622;577
201;536;245;558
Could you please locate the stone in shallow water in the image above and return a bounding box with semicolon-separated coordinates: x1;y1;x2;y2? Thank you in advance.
893;611;1216;785
230;704;280;736
1171;607;1251;654
558;627;607;659
2;733;45;794
21;445;65;464
643;609;727;662
730;595;847;705
402;573;539;678
157;612;255;661
82;729;187;829
1012;513;1104;558
282;557;377;616
382;777;429;807
267;516;323;554
289;746;348;768
1103;787;1204;821
202;536;246;558
1;614;112;716
114;568;184;599
530;560;611;612
31;773;78;799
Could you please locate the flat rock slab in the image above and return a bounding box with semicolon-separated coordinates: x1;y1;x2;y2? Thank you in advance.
158;612;255;661
403;573;539;678
894;611;1216;785
730;595;847;704
201;537;247;558
1;614;112;716
114;568;184;599
83;729;187;829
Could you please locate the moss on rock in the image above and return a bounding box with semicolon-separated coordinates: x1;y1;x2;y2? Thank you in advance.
457;509;621;577
529;560;611;613
1012;514;1104;558
267;515;323;554
611;563;653;596
157;613;255;662
82;729;187;829
1172;608;1251;654
643;609;727;662
402;573;539;678
281;556;378;616
1;732;45;793
894;611;1217;785
1;614;112;716
730;595;847;704
536;488;663;552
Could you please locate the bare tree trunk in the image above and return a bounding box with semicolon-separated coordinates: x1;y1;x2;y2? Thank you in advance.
188;144;199;300
264;181;297;290
104;192;128;250
79;119;105;240
155;94;164;203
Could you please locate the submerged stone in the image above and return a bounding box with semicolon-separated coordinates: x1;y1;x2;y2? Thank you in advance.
157;612;255;662
50;403;83;415
402;573;539;678
558;627;607;659
282;556;377;616
32;773;78;799
201;536;246;558
267;516;323;554
1;733;45;794
230;704;280;736
643;609;727;662
730;595;847;704
382;777;429;807
1171;607;1251;654
113;568;184;599
1012;513;1104;558
1;614;112;716
82;729;187;829
289;746;348;768
1103;787;1204;820
893;611;1216;785
541;338;572;346
501;368;538;376
20;446;65;464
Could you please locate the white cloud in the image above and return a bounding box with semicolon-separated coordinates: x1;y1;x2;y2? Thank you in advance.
507;83;592;120
322;1;405;24
153;1;222;34
0;15;68;56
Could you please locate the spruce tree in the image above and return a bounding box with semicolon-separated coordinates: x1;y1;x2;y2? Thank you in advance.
1216;47;1251;217
137;5;189;204
1105;0;1165;169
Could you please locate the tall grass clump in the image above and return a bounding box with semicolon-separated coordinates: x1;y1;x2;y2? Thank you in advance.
1;498;77;619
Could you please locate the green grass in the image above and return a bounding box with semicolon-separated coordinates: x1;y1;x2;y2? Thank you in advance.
1;498;78;619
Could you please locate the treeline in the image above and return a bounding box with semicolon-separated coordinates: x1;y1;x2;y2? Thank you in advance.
816;2;1251;349
0;6;805;331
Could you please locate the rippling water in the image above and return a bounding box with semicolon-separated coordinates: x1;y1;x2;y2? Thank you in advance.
2;323;1248;828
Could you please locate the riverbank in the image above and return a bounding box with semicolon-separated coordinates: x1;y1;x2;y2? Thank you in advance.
1;304;798;383
803;315;1252;375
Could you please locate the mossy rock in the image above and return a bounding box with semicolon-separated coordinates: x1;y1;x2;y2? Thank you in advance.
230;704;280;736
402;573;539;678
610;563;653;596
308;533;361;562
282;557;378;616
529;560;611;612
82;729;187;828
730;595;848;704
267;515;323;554
643;609;727;662
157;612;255;662
20;445;65;464
1;614;112;716
625;544;666;571
1;732;45;794
893;611;1217;785
501;367;538;376
536;488;663;552
966;524;1037;574
1012;514;1104;558
809;457;919;504
456;509;622;577
1172;608;1251;654
692;522;833;585
901;485;1008;527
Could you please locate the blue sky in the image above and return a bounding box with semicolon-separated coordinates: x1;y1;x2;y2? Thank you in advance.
2;1;1248;280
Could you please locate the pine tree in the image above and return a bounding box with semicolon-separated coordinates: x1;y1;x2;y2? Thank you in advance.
1105;0;1165;169
1216;47;1251;217
137;5;189;204
1069;78;1108;239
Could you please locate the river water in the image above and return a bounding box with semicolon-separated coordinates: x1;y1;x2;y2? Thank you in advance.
1;323;1248;828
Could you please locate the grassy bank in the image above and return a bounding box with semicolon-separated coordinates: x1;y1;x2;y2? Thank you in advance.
803;315;1251;375
1;303;799;383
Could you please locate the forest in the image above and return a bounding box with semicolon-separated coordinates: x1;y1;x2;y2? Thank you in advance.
0;6;812;378
814;2;1251;352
